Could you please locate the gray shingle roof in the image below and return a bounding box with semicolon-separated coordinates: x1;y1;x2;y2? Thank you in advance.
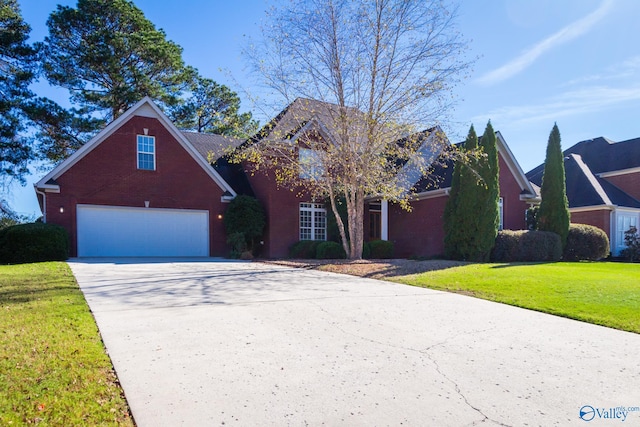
181;131;244;163
526;136;640;209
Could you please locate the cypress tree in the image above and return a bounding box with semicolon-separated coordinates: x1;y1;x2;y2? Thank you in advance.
443;122;500;261
537;123;570;247
444;125;479;260
475;121;500;261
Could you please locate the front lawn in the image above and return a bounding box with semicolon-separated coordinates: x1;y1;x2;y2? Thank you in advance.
395;262;640;334
0;262;133;425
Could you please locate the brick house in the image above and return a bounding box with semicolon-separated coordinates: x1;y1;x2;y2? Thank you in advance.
35;97;537;258
34;97;241;257
527;136;640;255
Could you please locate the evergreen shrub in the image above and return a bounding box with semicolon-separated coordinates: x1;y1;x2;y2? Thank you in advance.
491;230;561;262
563;224;609;261
315;241;346;259
362;242;371;259
0;223;69;264
289;240;321;259
368;240;394;259
223;195;265;255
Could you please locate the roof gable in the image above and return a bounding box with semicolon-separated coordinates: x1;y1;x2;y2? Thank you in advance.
527;135;640;209
528;135;640;182
564;154;612;207
562;136;640;174
35;97;237;198
412;131;536;197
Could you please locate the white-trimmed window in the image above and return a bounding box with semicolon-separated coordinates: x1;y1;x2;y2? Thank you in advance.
137;135;156;170
499;197;504;230
300;203;326;240
299;148;322;179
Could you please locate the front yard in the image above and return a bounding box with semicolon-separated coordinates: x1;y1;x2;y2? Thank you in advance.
271;259;640;334
1;259;637;423
0;262;133;425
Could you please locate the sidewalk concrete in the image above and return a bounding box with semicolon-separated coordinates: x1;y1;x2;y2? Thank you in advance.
68;258;640;426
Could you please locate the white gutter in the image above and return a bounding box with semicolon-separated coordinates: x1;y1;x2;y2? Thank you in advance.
34;186;46;223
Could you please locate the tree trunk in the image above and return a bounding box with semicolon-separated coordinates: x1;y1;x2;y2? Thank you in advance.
328;186;350;258
345;186;365;260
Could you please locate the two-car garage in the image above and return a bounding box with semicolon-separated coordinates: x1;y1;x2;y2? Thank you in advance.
76;205;209;257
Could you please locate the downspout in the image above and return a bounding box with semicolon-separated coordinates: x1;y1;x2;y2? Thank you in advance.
609;209;615;256
34;187;46;223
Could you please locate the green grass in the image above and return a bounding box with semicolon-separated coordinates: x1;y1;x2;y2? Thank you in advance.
395;262;640;334
0;262;133;425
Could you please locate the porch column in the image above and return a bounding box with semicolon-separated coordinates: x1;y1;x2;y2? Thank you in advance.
381;199;389;241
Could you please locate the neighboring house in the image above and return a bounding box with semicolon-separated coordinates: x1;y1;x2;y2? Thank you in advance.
35;97;537;258
34;97;242;257
526;136;640;255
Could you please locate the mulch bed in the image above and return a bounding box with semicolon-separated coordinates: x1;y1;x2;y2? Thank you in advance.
259;258;468;279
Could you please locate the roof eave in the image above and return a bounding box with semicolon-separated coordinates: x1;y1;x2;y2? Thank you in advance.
412;187;450;201
569;205;616;213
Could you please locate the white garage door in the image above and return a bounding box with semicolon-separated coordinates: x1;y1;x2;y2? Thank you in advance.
77;205;209;257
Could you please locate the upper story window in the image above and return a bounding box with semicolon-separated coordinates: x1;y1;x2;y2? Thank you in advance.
299;148;322;179
137;135;156;170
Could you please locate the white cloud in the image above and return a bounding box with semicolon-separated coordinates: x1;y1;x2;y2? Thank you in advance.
471;84;640;125
476;0;614;86
563;55;640;86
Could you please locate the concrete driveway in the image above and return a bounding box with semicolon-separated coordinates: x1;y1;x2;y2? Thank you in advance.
68;259;640;426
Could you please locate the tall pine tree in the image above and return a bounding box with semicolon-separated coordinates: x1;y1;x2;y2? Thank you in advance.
537;123;570;247
40;0;193;120
0;0;35;183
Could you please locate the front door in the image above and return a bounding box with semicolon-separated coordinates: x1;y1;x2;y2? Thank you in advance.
369;211;381;240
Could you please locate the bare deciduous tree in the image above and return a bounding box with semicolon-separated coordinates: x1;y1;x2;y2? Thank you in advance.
243;0;472;259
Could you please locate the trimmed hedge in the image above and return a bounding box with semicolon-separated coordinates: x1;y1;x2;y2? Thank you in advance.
316;241;346;259
362;242;371;259
368;240;394;259
563;224;609;261
289;240;321;259
0;222;69;264
491;230;561;262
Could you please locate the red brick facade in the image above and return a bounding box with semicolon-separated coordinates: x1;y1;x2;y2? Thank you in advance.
246;167;314;258
602;171;640;201
387;153;531;258
387;195;448;258
41;115;229;257
37;99;538;259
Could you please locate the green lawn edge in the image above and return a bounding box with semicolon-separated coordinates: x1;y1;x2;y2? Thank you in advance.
0;262;134;425
393;262;640;334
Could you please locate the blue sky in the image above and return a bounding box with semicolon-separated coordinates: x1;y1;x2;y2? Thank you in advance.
11;0;640;217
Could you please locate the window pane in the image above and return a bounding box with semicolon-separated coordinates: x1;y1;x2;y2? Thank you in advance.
299;202;327;241
300;209;312;240
314;209;326;240
137;135;155;170
138;153;154;170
